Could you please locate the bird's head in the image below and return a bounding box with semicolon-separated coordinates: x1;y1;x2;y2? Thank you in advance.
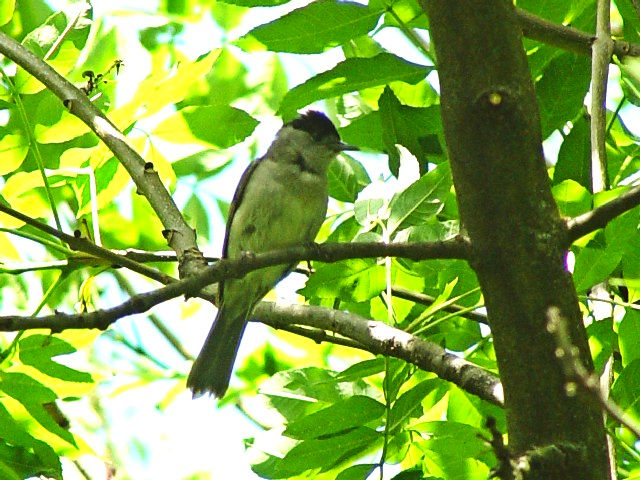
269;111;358;174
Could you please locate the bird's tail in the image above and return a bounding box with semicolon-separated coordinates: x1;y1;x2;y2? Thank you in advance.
187;306;248;398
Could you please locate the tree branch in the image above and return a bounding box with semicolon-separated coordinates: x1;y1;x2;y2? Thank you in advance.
0;237;470;330
516;8;640;58
265;322;368;350
547;307;640;439
421;1;610;471
565;183;640;243
0;201;174;285
0;234;498;404
255;302;503;406
0;31;207;278
590;0;613;193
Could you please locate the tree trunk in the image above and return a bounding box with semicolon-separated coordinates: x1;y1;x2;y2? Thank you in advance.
421;1;610;478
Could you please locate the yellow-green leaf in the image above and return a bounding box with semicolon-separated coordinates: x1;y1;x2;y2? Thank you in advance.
0;133;29;175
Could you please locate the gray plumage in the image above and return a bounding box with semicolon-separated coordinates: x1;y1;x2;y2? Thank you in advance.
187;111;356;398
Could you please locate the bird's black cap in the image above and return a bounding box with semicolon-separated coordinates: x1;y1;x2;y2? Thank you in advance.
288;111;358;151
289;110;340;142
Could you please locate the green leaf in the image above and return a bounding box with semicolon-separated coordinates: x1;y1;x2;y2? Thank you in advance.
192;48;250;107
0;403;61;479
220;0;291;5
336;463;377;480
611;358;640;420
211;2;248;31
517;0;588;23
390;470;429;480
554;113;591;190
284;395;385;440
404;219;458;243
18;335;93;383
354;196;387;227
377;0;428;29
0;134;29;175
414;420;485;459
278;53;430;118
34;111;90;143
572;247;622;292
153;106;258;148
381;359;412;404
278;427;380;474
446;387;484;427
264;367;368;421
620;310;640;367
616;0;640;44
388;162;451;235
379;87;444;176
183;194;210;241
586;318;616;372
340;111;386;152
328;154;371;203
420;451;489;480
300;259;386;302
0;373;76;446
336;358;386;382
235;1;383;53
621;234;640;303
551;179;591;217
20;3;91;58
0;0;15;27
388;380;437;433
536;52;590;138
605;209;640;255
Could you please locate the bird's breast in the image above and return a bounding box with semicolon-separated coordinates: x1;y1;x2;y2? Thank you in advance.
226;160;328;258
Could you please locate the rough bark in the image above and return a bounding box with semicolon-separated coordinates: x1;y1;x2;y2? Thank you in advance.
421;1;610;478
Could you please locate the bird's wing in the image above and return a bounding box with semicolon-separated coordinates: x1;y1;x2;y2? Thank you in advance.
222;158;263;259
219;157;263;300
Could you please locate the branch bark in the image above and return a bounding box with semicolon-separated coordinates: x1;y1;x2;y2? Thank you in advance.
0;238;470;331
256;302;503;406
590;0;614;192
0;240;498;405
516;8;640;58
566;183;640;243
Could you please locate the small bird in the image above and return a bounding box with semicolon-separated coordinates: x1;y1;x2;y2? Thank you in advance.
187;111;357;398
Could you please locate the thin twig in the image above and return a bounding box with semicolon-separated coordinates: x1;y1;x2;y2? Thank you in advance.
547;307;640;439
0;66;62;231
0;202;174;285
590;0;614;193
44;3;89;60
392;286;488;324
266;323;366;350
115;272;194;361
566;183;640;243
631;0;640;21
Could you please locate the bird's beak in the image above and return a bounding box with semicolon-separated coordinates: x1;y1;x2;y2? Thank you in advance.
337;142;359;152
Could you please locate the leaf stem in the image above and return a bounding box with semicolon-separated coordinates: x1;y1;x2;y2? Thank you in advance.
385;4;431;61
0;66;63;232
0;227;73;255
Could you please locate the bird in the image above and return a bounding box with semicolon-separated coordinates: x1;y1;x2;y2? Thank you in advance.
187;111;358;398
